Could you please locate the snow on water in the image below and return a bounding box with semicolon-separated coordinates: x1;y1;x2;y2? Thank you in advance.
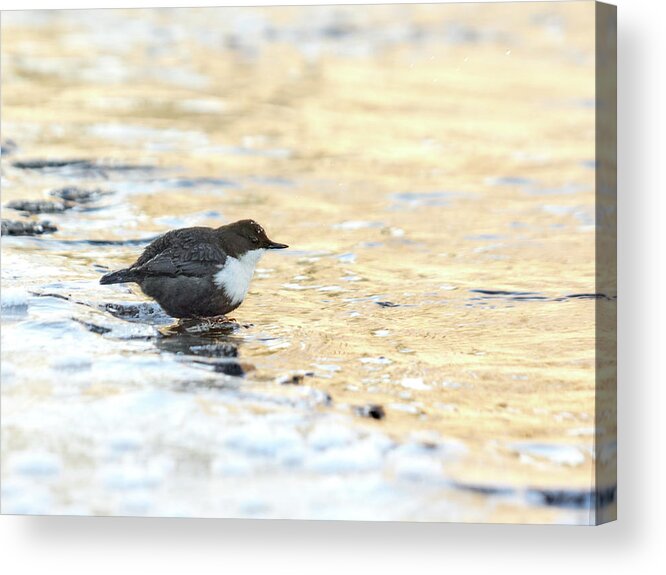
1;287;29;311
0;377;480;519
8;451;62;478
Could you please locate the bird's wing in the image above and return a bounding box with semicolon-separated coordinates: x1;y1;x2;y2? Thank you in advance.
132;233;227;278
131;228;202;268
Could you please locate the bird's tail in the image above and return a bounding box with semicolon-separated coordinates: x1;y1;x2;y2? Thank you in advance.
100;268;137;285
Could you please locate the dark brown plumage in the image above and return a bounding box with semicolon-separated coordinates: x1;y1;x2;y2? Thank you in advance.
100;219;288;318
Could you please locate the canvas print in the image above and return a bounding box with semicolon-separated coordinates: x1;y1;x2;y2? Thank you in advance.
0;1;616;524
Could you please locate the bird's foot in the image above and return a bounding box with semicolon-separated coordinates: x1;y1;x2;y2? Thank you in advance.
203;315;235;324
173;315;239;334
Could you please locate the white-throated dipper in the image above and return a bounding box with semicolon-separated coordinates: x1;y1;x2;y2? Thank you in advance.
100;219;288;318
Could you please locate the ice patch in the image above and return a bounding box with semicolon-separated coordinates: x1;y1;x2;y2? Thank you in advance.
1;288;29;310
9;451;62;478
360;356;392;365
485;176;534;187
211;455;256;477
308;423;357;450
567;427;595;437
312;363;341;373
106;431;143;453
337;253;357;264
511;443;585;467
333;220;384;230
178;98;227;113
392;454;444;482
401;377;431;391
101;458;172;490
50;353;92;371
317;285;343;292
120;492;155;515
224;422;304;457
307;439;383;473
1;484;53;515
388;403;420;414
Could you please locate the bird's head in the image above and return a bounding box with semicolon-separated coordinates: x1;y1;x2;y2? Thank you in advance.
220;219;289;253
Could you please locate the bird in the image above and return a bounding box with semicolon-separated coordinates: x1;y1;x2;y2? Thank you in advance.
100;219;288;319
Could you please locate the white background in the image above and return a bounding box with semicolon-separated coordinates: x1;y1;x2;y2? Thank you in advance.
0;0;663;573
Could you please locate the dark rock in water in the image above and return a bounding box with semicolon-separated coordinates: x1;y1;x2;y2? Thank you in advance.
213;361;245;377
12;158;153;178
31;291;72;302
470;289;540;297
533;489;590;509
1;219;58;236
72;318;112;335
5;199;67;214
5;188;113;217
12;159;94;170
282;374;304;385
528;485;617;510
375;301;400;308
276;371;315;385
563;293;613;301
49;186;109;203
451;482;515;497
59;236;158;247
102;302;166;322
321;22;356;39
189;342;238;358
1;139;18;156
354;404;386;420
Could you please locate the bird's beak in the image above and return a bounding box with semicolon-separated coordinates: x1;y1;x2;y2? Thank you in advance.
266;240;289;249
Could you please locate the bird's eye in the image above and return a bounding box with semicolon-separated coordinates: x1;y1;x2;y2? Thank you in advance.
251;237;259;244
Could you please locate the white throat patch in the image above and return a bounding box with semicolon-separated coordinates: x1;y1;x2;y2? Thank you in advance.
213;249;265;306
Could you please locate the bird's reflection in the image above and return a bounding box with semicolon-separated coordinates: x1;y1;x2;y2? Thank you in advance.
156;319;249;377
